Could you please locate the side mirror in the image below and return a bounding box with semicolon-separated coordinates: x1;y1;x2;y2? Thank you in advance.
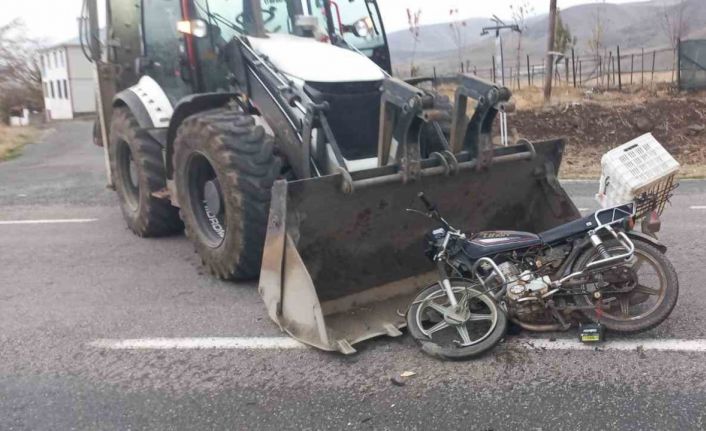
350;17;374;38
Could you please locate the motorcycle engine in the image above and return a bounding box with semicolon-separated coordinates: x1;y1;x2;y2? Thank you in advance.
497;262;552;320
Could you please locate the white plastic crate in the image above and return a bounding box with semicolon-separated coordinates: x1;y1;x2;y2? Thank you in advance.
596;133;680;209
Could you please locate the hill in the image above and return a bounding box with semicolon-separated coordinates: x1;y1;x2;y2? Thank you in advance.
388;0;706;76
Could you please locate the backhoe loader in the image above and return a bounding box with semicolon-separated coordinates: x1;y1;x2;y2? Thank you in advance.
83;0;580;353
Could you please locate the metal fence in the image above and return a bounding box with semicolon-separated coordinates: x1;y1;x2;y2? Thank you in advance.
397;46;678;92
678;39;706;91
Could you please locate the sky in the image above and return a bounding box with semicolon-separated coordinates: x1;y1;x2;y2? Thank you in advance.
377;0;643;32
2;0;645;45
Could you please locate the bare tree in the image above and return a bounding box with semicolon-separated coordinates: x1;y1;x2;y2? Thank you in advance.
448;8;467;70
406;8;422;77
0;19;43;122
510;1;533;89
587;0;606;85
554;9;577;55
544;0;558;103
660;0;690;50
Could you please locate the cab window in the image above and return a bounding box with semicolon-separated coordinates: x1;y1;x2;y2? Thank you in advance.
193;0;244;41
142;0;191;103
313;0;385;54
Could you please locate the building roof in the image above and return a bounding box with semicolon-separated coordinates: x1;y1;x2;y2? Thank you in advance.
40;29;106;52
40;36;80;52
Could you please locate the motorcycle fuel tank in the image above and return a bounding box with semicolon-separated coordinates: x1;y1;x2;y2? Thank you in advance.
463;231;543;260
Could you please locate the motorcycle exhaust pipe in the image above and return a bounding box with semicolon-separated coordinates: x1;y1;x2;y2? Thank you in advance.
510;317;568;332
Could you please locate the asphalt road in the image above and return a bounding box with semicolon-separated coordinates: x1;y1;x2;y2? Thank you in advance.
1;120;706;430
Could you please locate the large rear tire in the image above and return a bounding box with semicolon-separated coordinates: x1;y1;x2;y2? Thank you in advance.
172;108;280;280
109;107;182;237
575;239;679;333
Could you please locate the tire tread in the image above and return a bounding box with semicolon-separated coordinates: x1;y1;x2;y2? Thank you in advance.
173;108;280;280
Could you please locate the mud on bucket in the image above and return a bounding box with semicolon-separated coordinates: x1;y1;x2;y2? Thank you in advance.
258;139;579;354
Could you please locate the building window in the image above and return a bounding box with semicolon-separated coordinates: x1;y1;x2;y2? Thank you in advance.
50;81;55;98
53;51;58;69
58;81;63;99
43;82;48;97
59;50;64;68
63;80;68;99
41;55;46;74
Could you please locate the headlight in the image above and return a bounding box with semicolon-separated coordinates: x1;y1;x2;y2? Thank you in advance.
176;19;208;38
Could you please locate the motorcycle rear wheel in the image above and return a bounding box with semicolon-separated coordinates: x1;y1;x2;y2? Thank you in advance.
406;280;507;360
575;239;678;333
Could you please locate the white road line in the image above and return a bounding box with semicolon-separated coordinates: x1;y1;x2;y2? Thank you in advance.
89;337;306;350
520;338;706;352
0;218;98;225
89;336;706;353
690;206;706;210
577;208;589;211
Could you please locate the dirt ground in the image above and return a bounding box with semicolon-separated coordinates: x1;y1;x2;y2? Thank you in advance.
507;89;706;178
436;80;706;178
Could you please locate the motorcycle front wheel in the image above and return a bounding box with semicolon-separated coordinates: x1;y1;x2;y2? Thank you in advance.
575;238;679;333
406;279;507;360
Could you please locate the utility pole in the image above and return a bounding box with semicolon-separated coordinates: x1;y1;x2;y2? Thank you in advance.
481;16;520;146
543;0;558;103
481;16;521;87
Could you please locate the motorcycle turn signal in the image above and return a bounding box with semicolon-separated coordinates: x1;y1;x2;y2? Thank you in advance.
622;216;635;231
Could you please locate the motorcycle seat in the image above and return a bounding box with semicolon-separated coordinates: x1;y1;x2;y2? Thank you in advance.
539;214;598;244
462;231;542;260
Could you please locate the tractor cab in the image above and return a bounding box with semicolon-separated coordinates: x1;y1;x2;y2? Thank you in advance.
184;0;391;85
179;0;392;169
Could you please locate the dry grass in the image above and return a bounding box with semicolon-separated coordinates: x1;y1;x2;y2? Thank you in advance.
560;163;706;180
578;71;676;92
509;82;679;111
0;124;38;161
435;83;605;112
437;77;679;112
511;86;586;110
670;164;706;179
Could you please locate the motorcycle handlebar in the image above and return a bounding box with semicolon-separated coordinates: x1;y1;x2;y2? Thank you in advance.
408;193;456;233
417;192;435;212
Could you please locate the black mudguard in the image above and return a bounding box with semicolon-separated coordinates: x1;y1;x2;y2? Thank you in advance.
628;231;667;254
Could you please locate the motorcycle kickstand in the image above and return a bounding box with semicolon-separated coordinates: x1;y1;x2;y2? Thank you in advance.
546;300;571;331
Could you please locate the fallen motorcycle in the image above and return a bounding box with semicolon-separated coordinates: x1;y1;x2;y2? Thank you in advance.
405;189;679;360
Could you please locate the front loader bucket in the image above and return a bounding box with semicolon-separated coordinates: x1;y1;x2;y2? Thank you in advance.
259;139;580;354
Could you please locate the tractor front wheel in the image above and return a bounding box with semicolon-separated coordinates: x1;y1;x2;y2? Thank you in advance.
172;108;280;280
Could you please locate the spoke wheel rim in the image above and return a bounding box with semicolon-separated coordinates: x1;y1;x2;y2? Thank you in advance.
588;248;667;321
415;285;498;348
186;152;226;248
116;139;139;210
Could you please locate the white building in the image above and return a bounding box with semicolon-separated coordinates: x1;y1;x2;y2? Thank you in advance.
39;37;95;120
